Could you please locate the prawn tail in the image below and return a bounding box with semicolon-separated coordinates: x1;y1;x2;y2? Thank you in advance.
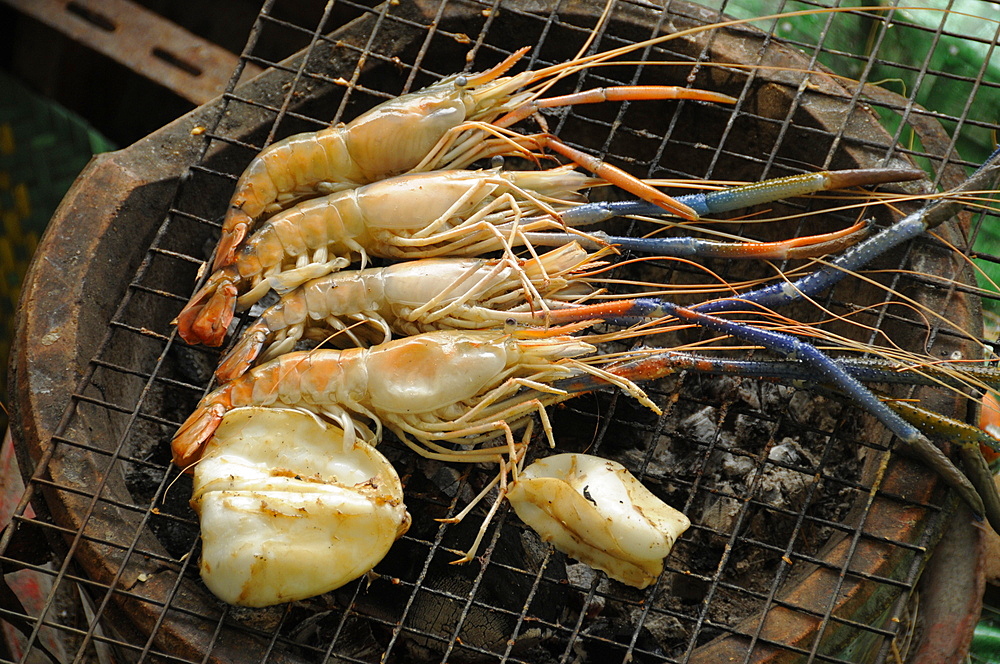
171;400;230;469
215;320;271;383
174;267;240;347
213;207;253;271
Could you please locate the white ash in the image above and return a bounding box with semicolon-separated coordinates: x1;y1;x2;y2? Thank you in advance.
610;436;679;483
732;412;776;446
755;438;817;510
720;451;755;478
737;380;795;412
769;438;817;467
700;494;743;539
679;406;720;445
630;608;686;649
786;391;844;433
566;563;607;615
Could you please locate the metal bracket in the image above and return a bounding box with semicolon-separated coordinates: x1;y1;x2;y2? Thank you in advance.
1;0;263;105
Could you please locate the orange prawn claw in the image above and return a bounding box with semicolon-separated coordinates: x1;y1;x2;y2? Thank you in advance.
214;209;252;272
494;85;737;128
215;321;270;383
777;219;872;260
531;134;700;220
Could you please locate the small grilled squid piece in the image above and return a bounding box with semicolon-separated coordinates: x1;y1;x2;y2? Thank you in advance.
190;407;410;607
507;453;689;589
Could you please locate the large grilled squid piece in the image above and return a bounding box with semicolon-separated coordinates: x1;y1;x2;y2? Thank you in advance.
190;407;410;607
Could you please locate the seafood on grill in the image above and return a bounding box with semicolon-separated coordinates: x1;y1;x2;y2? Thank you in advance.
213;242;608;382
191;407;410;607
214;46;741;269
178;164;920;347
507;453;690;589
178;166;596;346
176;151;1000;601
171;328;658;470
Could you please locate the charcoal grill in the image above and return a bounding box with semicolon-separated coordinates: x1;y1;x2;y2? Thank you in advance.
4;1;1000;662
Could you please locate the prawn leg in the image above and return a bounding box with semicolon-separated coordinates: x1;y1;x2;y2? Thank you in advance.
592;351;1000;400
440;424;533;564
526;166;925;257
521;134;915;226
886;399;1000;532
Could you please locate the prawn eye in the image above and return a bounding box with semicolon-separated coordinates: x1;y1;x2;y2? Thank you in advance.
454;75;469;89
490;155;505;169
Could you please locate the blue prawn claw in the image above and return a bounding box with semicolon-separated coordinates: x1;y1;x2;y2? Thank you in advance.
697;146;1000;314
525;146;1000;523
573;218;873;260
528;166;925;259
564;166;926;223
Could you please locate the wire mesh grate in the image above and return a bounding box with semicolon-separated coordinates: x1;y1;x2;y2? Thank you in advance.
4;1;1000;663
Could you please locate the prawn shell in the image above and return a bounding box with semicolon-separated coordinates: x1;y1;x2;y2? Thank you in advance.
343;92;469;181
353;171;497;230
362;332;513;413
508;453;690;589
192;407;410;607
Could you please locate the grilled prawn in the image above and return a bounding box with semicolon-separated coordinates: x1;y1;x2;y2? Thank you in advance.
216;46;737;268
213;242;606;382
171;328;656;470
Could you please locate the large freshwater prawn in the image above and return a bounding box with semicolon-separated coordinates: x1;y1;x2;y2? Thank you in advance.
214;46;738;270
171;327;658;470
212;242;610;382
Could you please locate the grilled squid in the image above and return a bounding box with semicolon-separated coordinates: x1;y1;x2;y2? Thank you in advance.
190;407;410;607
507;453;689;589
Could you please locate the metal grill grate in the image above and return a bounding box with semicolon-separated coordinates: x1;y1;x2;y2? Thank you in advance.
4;1;1000;663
